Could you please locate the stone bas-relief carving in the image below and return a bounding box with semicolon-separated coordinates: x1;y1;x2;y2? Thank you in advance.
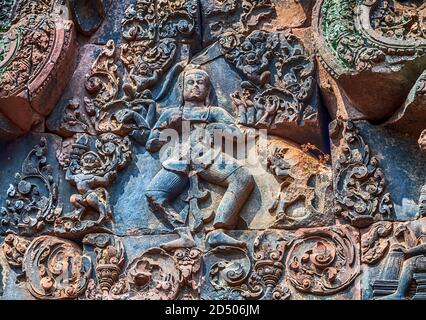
0;138;62;236
329;120;392;227
54;132;132;236
0;0;112;143
224;29;325;148
0;226;359;300
370;0;426;40
266;140;335;229
202;225;360;300
0;0;76;141
145;68;255;250
361;187;426;300
0;0;425;301
22;235;91;300
313;0;426;122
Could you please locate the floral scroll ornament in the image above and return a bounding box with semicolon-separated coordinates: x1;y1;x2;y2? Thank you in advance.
286;226;359;295
22;235;91;300
361;221;393;264
224;30;318;132
205;232;291;300
0;138;62;236
330;119;393;228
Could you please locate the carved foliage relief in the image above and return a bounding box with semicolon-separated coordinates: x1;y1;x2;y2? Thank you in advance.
225;31;318;132
0;0;75;134
0;0;424;301
329;120;392;228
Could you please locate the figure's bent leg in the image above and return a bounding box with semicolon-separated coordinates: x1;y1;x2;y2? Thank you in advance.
145;168;189;227
213;166;255;229
239;106;247;125
379;257;417;300
200;165;255;248
392;257;416;298
86;188;111;223
70;193;91;218
247;106;256;125
145;168;196;250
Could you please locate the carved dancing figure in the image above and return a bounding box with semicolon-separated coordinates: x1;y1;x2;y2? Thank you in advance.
145;68;254;250
63;133;131;226
65;136;113;224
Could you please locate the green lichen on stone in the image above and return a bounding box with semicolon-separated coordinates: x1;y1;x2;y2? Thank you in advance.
0;33;9;71
0;0;15;31
320;0;384;71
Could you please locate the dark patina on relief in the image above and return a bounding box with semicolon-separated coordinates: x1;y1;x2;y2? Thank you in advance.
0;0;424;300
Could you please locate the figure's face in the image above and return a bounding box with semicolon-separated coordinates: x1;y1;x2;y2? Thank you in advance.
183;71;210;103
81;153;99;169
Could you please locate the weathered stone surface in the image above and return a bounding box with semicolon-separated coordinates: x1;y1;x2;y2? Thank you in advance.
0;133;63;237
200;0;315;46
329;120;393;227
46;44;110;136
87;0;137;45
104;134;335;235
330;119;426;225
0;1;77;138
54;132;132;238
23;235;91;299
0;225;361;300
200;0;276;47
0;244;35;300
385;69;426;137
0;113;23;143
70;0;110;36
313;0;426;122
361;215;426;300
1;0;426;301
201;226;361;300
353;120;426;222
274;0;315;29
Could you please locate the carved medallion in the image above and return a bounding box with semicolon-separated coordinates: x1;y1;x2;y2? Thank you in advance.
0;1;76;135
286;226;359;295
22;235;91;300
